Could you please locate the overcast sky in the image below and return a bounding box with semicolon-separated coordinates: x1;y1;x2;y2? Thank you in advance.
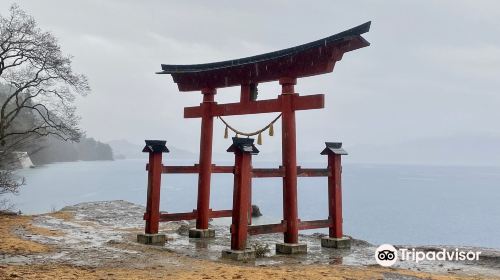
1;1;499;163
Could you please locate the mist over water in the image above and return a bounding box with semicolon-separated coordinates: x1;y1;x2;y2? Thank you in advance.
11;159;500;249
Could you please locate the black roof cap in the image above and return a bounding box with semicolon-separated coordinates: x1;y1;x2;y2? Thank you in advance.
142;140;170;153
320;142;348;155
227;137;260;154
159;21;371;74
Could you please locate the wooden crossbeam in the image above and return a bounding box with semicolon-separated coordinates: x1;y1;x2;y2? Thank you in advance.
212;165;234;173
159;211;196;222
297;168;330;177
252;168;284;178
147;164;233;174
252;167;329;178
148;164;329;177
247;219;330;236
156;213;332;231
162;165;233;174
298;219;331;230
248;222;287;235
184;94;324;118
210;209;233;218
162;165;198;173
158;209;233;222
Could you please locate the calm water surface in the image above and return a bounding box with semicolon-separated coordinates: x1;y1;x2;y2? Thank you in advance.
10;159;500;249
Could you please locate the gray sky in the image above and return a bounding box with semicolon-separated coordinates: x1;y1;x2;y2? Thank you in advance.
1;1;499;163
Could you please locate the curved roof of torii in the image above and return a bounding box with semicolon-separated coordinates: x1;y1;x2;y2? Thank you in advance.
158;21;371;92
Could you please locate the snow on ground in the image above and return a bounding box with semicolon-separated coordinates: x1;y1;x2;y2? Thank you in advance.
1;200;499;278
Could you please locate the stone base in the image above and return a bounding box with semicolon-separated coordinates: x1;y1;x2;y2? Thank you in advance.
137;233;166;245
189;228;215;238
221;249;256;261
321;236;351;249
275;243;307;254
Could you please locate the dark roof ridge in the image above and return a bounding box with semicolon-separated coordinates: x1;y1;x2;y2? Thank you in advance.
158;21;371;74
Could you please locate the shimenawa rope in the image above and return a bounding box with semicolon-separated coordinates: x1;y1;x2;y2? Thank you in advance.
218;114;282;145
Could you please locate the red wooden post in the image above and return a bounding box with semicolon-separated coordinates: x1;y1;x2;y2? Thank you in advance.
231;150;251;250
196;88;216;230
248;180;252;225
224;137;259;257
329;154;343;238
240;83;251;103
143;140;169;234
280;77;299;244
239;84;254;226
321;142;351;248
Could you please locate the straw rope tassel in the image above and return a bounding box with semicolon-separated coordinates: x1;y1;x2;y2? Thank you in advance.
218;114;281;143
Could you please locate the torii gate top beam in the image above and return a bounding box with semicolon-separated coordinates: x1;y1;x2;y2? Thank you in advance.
158;22;371;92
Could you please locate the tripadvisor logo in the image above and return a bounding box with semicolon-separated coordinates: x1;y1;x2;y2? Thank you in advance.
375;244;481;267
375;244;398;267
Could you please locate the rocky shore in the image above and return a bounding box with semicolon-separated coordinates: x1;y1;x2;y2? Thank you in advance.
1;200;499;279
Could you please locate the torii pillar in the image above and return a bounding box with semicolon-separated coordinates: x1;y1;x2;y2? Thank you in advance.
137;140;169;245
276;77;307;254
189;88;217;238
222;137;259;261
320;142;351;249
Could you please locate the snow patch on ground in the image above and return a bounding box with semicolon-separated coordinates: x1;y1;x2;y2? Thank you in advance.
2;200;499;277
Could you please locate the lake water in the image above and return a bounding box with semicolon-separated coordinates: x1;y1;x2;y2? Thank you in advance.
9;159;500;249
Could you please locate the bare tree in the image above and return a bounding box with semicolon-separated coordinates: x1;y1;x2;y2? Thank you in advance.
0;4;89;148
0;169;24;194
0;4;89;202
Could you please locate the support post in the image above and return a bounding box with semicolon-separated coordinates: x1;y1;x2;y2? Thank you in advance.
222;137;259;260
248;180;252;225
138;140;169;245
276;77;306;254
320;142;351;249
240;83;251;103
190;88;217;238
329;154;343;238
231;149;252;250
241;83;254;226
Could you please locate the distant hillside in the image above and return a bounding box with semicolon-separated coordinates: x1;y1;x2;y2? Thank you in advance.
1;82;112;166
107;139;197;160
106;139;143;159
30;136;113;165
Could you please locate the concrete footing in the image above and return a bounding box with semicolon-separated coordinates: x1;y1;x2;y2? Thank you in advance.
189;228;215;238
137;233;166;245
321;236;351;249
275;243;307;254
221;248;256;261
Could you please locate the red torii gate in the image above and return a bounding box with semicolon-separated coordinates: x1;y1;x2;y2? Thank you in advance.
137;22;371;259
